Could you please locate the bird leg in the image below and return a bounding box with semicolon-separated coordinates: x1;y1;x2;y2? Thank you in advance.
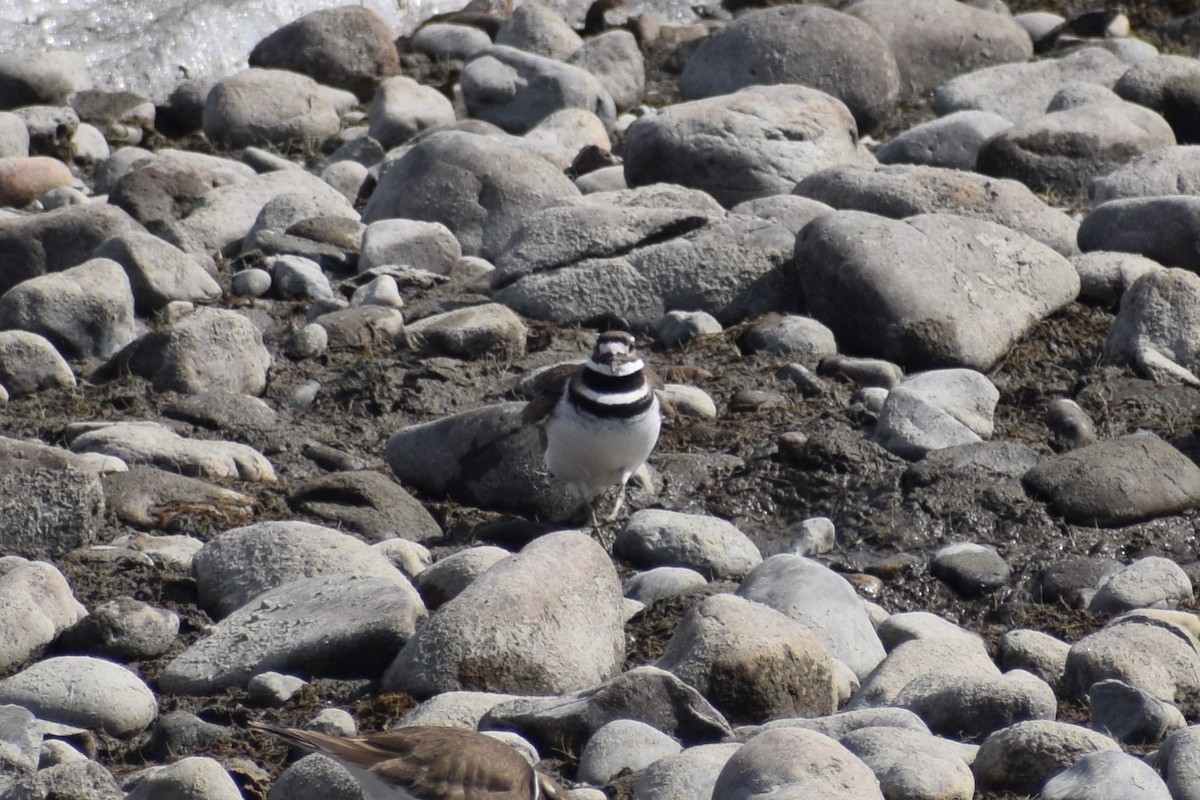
605;479;629;522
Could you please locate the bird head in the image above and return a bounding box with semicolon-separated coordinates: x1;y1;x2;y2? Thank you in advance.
588;331;643;376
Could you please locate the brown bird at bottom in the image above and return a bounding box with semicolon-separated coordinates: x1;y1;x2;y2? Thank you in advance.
250;721;565;800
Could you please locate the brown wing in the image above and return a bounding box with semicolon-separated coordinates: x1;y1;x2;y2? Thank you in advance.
366;727;536;799
252;723;538;800
520;363;578;425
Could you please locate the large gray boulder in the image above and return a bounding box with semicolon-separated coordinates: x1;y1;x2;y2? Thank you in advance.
0;559;86;672
1064;612;1200;707
1080;198;1200;272
737;554;885;679
1114;54;1200;144
655;593;837;724
680;4;899;133
0;656;157;737
623;84;867;208
247;5;400;101
366;77;457;149
383;531;625;697
1023;434;1200;526
202;68;339;149
192;520;414;619
794;162;1080;256
847;0;1032;98
1103;268;1200;383
977;100;1176;195
1042;750;1171;800
490;190;801;327
0;330;75;396
712;728;884;800
876;110;1012;170
159;574;425;694
116;307;272;395
795;211;1080;370
385;402;579;522
0;203;142;295
566;30;644;111
934;47;1130;125
1089;146;1200;204
93;230;221;314
361;131;579;260
0;257;136;360
460;45;614;134
494;3;582;60
973;720;1120;795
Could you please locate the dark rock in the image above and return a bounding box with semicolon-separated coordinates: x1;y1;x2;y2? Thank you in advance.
287;471;442;544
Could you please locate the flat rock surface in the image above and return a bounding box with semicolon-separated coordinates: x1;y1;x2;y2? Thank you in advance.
1023;434;1200;526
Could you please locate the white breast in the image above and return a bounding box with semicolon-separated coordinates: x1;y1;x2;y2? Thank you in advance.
543;395;661;498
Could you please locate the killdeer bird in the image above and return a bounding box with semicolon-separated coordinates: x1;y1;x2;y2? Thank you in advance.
522;330;662;525
250;721;564;800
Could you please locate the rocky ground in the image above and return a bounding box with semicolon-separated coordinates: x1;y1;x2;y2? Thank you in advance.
3;0;1200;799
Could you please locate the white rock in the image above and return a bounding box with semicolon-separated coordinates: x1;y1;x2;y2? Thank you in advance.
383;531;624;696
367;76;456;149
616;509;762;580
67;420;275;483
738;554;885;679
0;656;156;737
123;756;243;800
578;719;681;786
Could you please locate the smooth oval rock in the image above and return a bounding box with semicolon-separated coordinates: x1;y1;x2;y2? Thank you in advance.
192;520;411;619
616;509;762;580
0;155;73;207
680;4;899;132
656;593;838;724
0;558;86;673
0;257;136;360
1023;433;1200;527
460;45;614;134
624;84;865;208
1041;748;1171;800
712;727;883;800
847;0;1033;98
159;573;425;694
123;755;243;800
0;656;156;737
247;5;399;101
1064;613;1200;706
973;720;1121;795
0;330;75;396
796;211;1080;371
202;68;339;149
383;531;625;697
117;307;272;395
362;131;579;260
578;719;681;786
737;554;885;679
